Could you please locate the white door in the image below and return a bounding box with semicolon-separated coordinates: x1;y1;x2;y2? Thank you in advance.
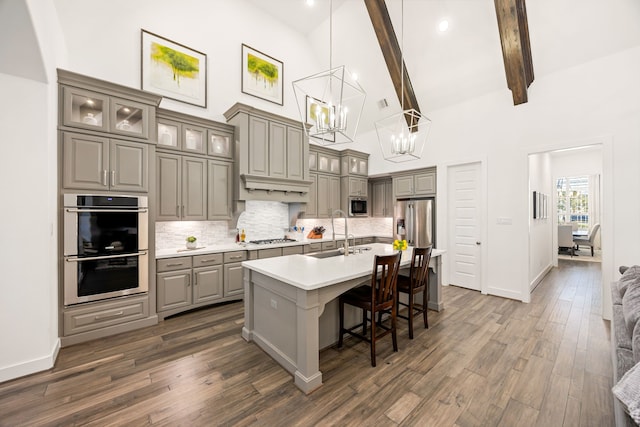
448;162;482;291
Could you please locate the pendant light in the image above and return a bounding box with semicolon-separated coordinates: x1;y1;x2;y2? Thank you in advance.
375;0;431;163
293;0;366;145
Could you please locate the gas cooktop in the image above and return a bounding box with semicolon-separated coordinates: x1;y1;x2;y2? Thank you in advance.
249;238;297;245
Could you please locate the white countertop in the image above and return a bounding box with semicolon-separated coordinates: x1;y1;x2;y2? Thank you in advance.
242;243;445;291
155;234;394;259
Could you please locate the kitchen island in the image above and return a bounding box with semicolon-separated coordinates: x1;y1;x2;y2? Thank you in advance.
241;243;445;394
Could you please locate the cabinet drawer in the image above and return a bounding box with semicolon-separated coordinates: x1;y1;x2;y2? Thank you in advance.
305;243;322;253
282;246;303;256
258;248;282;259
376;237;394;244
64;296;148;336
157;257;192;272
224;251;247;263
193;253;223;267
361;237;375;244
322;241;338;251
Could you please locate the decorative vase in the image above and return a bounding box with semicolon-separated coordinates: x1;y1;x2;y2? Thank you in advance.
186;241;197;249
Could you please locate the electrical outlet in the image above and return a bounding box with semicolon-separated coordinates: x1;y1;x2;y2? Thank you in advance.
270;299;277;309
496;217;512;225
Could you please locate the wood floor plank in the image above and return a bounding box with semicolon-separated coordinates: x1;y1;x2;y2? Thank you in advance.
0;259;613;426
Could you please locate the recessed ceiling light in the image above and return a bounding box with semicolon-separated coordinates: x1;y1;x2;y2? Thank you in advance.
438;19;449;32
306;0;314;6
351;72;359;81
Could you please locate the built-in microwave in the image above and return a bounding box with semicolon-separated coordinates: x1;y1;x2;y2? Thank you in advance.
349;197;368;216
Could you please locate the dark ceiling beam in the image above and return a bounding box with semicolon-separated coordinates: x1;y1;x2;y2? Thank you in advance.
364;0;420;117
494;0;534;105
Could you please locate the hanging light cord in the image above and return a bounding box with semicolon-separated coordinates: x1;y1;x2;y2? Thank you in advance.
400;0;404;112
329;0;333;71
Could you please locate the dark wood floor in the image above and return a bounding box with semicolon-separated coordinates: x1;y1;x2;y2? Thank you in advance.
0;260;613;426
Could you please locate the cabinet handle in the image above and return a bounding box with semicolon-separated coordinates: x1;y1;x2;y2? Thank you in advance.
229;255;242;260
166;263;184;267
187;275;191;287
194;275;197;286
102;170;108;186
182;205;185;218
111;170;115;186
95;310;124;320
200;259;217;263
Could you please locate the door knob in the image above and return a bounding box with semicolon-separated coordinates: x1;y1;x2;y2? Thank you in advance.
476;241;481;245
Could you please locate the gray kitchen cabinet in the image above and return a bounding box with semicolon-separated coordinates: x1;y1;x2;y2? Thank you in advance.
61;86;110;133
193;265;223;303
207;159;233;220
371;178;393;217
308;151;317;171
157;108;234;159
282;246;303;256
63;295;149;337
317;174;340;217
110;96;151;140
393;170;436;198
224;263;244;297
248;116;269;176
345;176;368;197
258;248;282;259
224;251;247;298
341;151;368;176
317;150;341;175
156;153;206;221
306;173;318;217
304;242;322;253
322;241;338;251
156;252;234;320
63;132;148;192
225;103;310;203
157;269;192;312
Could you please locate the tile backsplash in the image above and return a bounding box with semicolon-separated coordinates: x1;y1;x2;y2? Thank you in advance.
155;200;393;249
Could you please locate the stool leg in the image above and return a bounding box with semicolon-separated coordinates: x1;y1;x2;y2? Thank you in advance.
423;288;428;329
370;310;376;367
338;298;344;348
408;291;414;339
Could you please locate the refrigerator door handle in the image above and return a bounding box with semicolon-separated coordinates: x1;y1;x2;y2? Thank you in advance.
407;204;414;245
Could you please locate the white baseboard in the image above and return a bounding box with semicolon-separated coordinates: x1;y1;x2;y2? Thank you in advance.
530;264;553;293
0;339;60;383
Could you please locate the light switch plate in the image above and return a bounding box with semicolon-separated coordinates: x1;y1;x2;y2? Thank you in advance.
497;217;512;225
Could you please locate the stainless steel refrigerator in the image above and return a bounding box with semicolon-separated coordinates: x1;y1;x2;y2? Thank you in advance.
394;198;435;247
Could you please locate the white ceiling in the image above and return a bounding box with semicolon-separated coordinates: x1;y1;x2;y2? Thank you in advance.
246;0;640;133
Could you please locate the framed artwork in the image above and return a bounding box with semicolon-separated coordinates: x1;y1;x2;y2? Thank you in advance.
141;30;207;107
306;95;335;142
241;44;283;105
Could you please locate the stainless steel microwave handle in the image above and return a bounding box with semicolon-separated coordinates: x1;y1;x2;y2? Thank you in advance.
65;208;149;213
65;251;148;262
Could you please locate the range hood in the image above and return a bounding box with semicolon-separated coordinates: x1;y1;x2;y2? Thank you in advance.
224;103;311;218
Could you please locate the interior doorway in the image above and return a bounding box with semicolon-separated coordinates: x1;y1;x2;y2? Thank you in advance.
528;144;604;292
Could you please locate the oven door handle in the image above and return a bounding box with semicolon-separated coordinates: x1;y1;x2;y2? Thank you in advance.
65;251;148;262
65;208;148;213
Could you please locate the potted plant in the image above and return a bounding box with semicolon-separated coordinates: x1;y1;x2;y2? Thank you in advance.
186;236;197;249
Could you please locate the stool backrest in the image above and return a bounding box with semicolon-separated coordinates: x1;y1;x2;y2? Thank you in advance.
371;252;402;307
410;246;433;291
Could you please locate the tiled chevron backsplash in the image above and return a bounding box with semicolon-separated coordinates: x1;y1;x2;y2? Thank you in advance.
155;200;393;250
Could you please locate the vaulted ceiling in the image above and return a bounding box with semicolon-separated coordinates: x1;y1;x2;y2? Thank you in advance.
248;0;640;133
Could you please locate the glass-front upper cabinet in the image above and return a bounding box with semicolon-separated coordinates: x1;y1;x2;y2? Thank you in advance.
208;130;232;158
183;125;206;154
62;87;110;132
110;97;150;139
157;119;180;150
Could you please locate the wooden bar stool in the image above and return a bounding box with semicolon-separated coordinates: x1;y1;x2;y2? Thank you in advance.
337;252;402;367
396;246;432;339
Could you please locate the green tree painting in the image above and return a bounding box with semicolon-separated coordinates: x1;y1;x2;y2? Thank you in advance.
247;53;278;88
151;42;199;87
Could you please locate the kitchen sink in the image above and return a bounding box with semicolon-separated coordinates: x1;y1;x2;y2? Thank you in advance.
304;246;372;259
305;249;344;259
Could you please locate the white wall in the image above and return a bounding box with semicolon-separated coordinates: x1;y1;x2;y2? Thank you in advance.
53;0;323;123
528;152;553;289
357;46;640;304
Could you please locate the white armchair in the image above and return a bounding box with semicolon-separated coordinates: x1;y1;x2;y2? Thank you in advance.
558;225;575;257
574;223;600;257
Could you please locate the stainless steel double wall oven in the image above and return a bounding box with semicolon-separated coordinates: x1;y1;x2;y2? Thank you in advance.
63;194;149;305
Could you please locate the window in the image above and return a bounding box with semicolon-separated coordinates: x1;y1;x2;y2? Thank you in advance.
556;176;589;231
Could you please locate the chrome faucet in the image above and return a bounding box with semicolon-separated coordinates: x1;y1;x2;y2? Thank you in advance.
331;209;349;256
